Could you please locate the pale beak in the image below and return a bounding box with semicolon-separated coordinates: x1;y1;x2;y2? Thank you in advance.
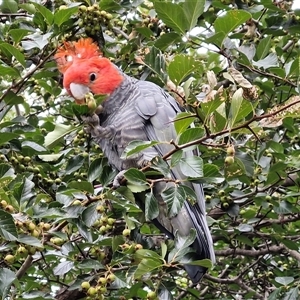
70;83;90;103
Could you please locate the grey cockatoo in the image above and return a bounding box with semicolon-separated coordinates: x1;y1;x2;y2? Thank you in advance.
55;38;215;283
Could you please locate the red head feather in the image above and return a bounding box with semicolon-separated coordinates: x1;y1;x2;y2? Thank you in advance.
55;38;102;73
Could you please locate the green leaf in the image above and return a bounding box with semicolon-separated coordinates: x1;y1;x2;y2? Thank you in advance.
228;88;253;127
168;54;201;85
145;191;159;221
33;3;54;24
44;123;75;148
122;140;159;159
162;185;186;217
87;158;103;183
174;112;196;135
0;65;20;77
187;258;213;268
273;201;296;214
275;277;294;286
171;150;183;167
150;156;170;177
182;0;205;31
0;0;18;13
68;181;94;194
135;249;163;261
213;10;252;47
179;156;203;178
0;42;26;67
3;91;24;105
154;2;186;34
0;268;16;299
65;155;85;175
9;29;30;43
82;203;99;227
124;169;147;185
22;141;47;152
13;177;35;205
134;258;163;279
17;235;43;248
177;127;204;145
253;53;278;69
0;132;19;146
53;261;75;276
0;210;18;241
154;32;181;51
256;35;272;60
54;6;78;26
143;47;167;83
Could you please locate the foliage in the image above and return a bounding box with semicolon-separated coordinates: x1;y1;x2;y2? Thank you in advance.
0;0;300;299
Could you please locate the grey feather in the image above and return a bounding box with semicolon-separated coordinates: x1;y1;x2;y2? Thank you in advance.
88;73;215;283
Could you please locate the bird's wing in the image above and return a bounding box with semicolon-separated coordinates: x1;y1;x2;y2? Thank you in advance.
134;80;215;283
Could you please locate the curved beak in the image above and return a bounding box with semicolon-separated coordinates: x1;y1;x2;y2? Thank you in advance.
70;83;90;104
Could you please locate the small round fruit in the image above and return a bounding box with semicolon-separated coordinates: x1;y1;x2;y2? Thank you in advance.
147;291;157;300
4;254;15;264
87;287;97;296
72;200;82;206
107;273;116;282
97;277;107;285
225;156;234;165
81;281;90;291
122;229;130;237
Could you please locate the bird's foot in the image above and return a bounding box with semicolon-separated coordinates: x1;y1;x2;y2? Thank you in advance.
113;170;127;188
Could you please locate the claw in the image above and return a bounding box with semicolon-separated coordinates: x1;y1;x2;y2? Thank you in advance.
113;170;126;188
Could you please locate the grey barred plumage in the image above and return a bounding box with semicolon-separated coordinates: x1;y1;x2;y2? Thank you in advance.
87;73;215;283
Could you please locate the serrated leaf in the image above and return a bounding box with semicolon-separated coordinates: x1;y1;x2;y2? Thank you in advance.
13;177;35;205
0;268;16;299
82;203;99;227
124;169;147;185
0;65;20;77
177;127;204;145
17;234;43;248
68;181;94;194
174;112;196;135
171;150;183;167
283;287;299;300
150;156;170;177
22;141;47;152
33;3;54;24
143;47;167;83
162;185;186;217
154;2;186;34
0;132;19;146
44;123;75;148
168;54;200;85
273;201;296;214
213;10;251;47
65;155;85;175
0;210;18;241
53;261;74;276
135;249;163;261
87;158;103;183
77;259;103;270
154;32;181;51
145;191;159;221
179;156;203;178
134;258;163;279
182;0;205;31
256;35;272;60
122;140;159;159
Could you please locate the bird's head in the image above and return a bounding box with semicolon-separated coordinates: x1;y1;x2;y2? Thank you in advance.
55;38;123;103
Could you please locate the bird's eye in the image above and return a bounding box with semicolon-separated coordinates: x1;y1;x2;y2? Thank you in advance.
90;73;97;82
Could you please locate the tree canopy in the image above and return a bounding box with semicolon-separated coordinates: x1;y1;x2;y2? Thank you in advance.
0;0;300;299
